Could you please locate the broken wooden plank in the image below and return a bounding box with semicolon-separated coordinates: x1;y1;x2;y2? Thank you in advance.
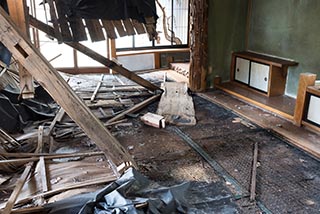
3;163;34;214
47;108;65;135
90;74;104;102
68;17;87;41
122;19;136;36
250;142;258;202
15;175;117;208
29;16;161;92
84;19;105;42
101;20;117;39
39;156;48;192
47;0;63;42
0;151;104;158
112;20;127;37
0;8;135;167
54;0;73;41
131;19;146;34
107;94;161;123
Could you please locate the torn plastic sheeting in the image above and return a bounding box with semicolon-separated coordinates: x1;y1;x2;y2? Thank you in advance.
47;168;190;214
64;0;158;22
80;167;189;214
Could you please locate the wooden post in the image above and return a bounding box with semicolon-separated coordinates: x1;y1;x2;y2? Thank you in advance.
293;73;317;126
0;7;135;167
7;0;35;99
189;0;209;92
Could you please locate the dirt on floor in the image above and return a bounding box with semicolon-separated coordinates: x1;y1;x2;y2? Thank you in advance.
114;93;320;214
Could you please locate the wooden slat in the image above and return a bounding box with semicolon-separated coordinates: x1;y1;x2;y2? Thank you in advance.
131;19;146;34
112;20;127;37
54;0;72;41
85;19;105;42
29;16;161;92
0;8;135;167
47;0;63;42
101;20;117;39
107;94;161;123
68;17;87;41
122;19;136;36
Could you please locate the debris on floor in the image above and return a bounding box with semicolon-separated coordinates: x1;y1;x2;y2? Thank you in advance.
157;82;196;126
141;112;165;128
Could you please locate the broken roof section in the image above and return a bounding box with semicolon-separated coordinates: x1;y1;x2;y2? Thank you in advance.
46;0;158;42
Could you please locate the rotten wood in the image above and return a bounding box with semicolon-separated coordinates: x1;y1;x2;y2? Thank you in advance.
250;142;258;202
15;176;117;208
107;94;161;123
29;16;161;92
189;0;209;92
0;8;135;167
0;151;104;158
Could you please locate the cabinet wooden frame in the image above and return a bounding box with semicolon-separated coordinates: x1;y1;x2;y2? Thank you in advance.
230;51;298;97
302;87;320;129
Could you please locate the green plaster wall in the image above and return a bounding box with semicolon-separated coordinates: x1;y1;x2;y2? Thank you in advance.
207;0;248;87
248;0;320;97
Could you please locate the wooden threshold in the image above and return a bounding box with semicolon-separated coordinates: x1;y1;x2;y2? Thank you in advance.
198;91;320;159
216;81;295;121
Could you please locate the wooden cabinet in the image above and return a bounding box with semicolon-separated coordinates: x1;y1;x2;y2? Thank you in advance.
231;51;298;97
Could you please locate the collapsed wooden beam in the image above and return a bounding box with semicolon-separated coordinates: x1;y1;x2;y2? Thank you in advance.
29;15;162;93
0;7;135;167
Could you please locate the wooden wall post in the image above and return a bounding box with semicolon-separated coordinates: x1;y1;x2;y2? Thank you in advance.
7;0;35;99
293;73;317;126
189;0;209;91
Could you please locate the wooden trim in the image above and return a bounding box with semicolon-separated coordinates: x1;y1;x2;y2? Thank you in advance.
215;84;294;121
233;51;298;68
154;52;161;69
293;73;316;126
57;67;110;74
116;48;190;57
0;8;135;167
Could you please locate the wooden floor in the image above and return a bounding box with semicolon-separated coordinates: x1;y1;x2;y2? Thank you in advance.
216;81;296;120
199;90;320;159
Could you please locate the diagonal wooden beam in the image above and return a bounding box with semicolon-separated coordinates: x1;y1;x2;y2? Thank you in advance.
29;15;162;92
0;7;135;167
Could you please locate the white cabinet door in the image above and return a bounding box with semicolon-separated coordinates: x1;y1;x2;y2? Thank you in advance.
249;62;270;92
235;57;250;84
307;95;320;125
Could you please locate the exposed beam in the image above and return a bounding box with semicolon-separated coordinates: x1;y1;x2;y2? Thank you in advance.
7;0;35;99
29;16;162;92
0;7;135;167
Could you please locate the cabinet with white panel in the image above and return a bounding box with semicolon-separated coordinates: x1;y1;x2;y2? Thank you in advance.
249;62;270;92
307;95;320;125
231;51;298;97
234;57;250;84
